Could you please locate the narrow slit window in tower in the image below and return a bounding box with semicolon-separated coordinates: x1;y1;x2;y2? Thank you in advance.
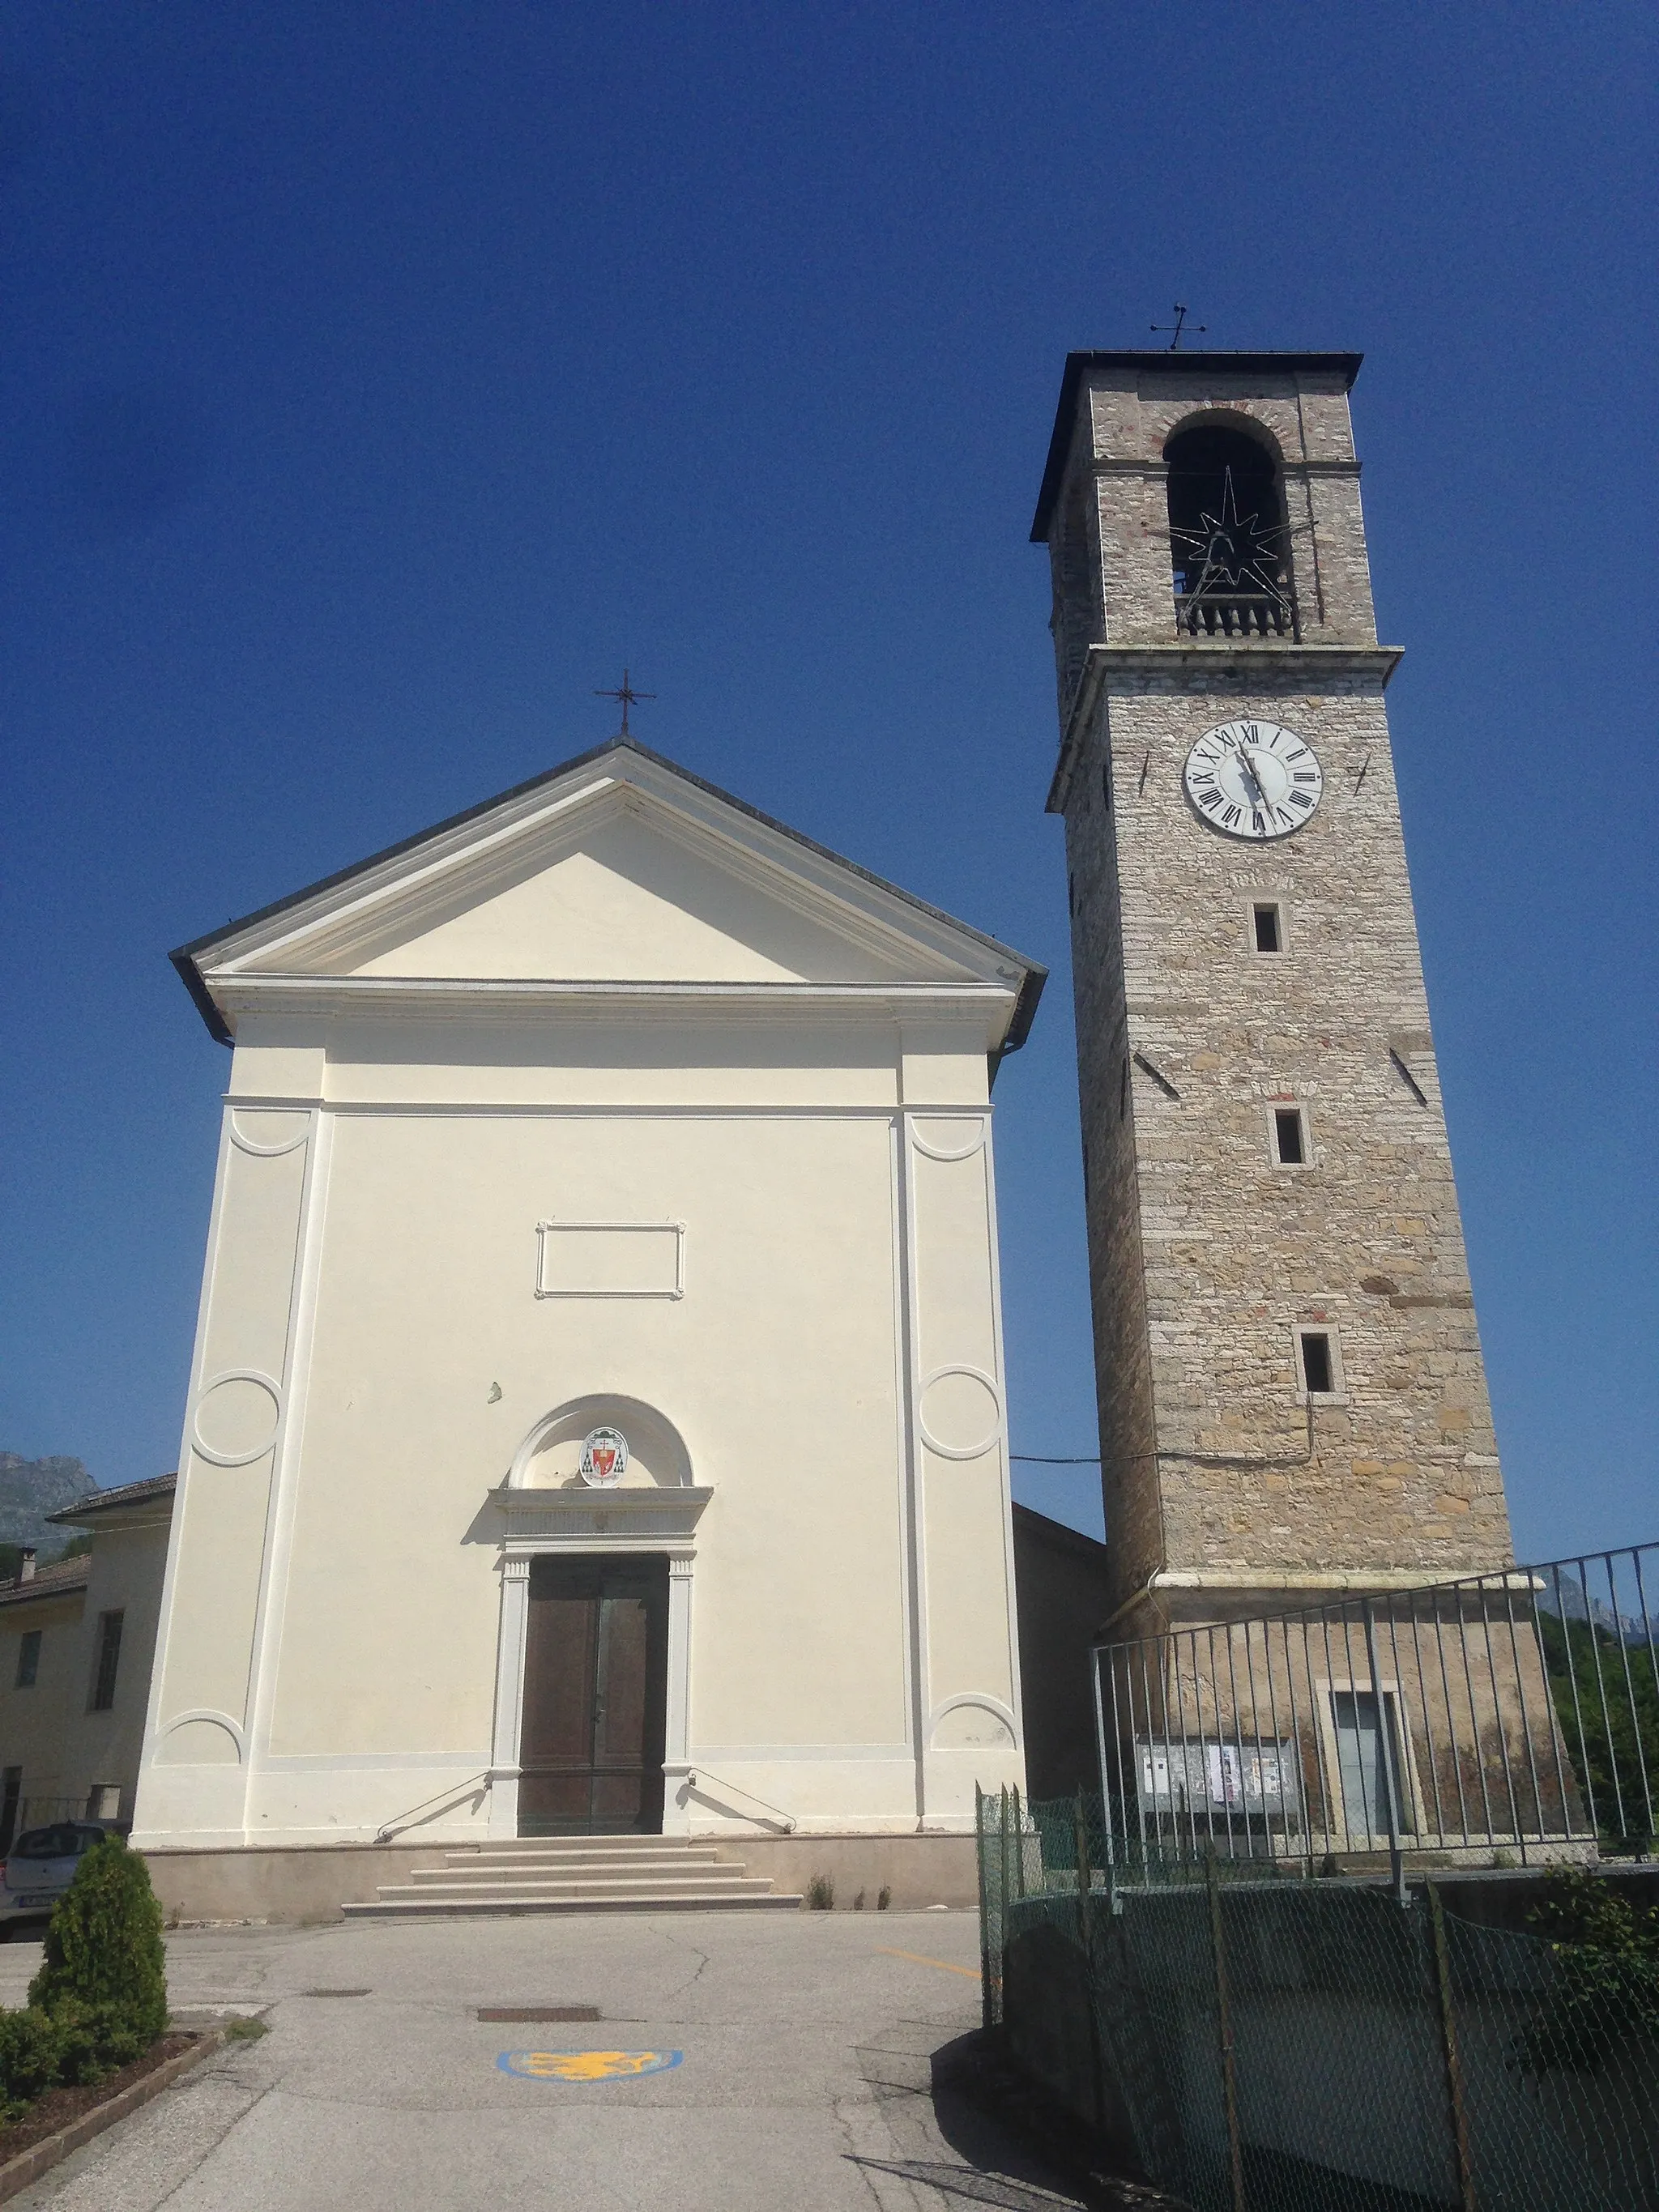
1299;1332;1334;1396
1253;903;1282;953
1274;1108;1305;1165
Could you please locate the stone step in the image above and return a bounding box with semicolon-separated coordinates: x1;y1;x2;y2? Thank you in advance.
343;1831;796;1920
343;1888;802;1918
452;1835;711;1852
412;1869;753;1890
444;1847;726;1869
390;1873;774;1899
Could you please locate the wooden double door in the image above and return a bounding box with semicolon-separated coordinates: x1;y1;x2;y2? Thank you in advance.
518;1556;669;1835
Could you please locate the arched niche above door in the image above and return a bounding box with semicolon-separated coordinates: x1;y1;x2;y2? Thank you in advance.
507;1394;694;1492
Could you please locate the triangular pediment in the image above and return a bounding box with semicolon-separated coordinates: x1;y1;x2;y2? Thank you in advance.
176;744;1043;1030
300;788;945;985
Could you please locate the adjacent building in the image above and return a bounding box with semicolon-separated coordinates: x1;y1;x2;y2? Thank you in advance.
0;1476;177;1847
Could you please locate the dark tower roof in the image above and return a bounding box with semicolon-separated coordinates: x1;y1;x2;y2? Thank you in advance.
1030;350;1364;542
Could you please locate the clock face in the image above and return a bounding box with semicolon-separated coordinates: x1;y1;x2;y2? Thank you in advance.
1183;720;1323;840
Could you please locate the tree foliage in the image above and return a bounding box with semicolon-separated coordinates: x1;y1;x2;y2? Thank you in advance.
1539;1610;1659;1855
1516;1869;1659;2074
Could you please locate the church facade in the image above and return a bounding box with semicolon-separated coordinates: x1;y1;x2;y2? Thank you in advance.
128;339;1523;1899
132;742;1043;1861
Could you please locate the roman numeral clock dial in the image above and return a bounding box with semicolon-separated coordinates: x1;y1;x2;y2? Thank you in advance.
1183;720;1323;840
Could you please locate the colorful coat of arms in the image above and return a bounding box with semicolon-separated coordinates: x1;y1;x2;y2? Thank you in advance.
578;1426;629;1488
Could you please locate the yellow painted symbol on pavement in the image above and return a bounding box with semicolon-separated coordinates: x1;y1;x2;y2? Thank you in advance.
497;2049;683;2081
876;1947;981;1981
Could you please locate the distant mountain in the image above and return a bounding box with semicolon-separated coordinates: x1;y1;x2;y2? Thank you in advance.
0;1453;97;1554
1546;1563;1655;1650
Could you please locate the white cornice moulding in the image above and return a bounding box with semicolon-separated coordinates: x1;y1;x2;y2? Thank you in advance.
208;975;1017;1040
1145;1566;1534;1593
206;765;1017;991
488;1484;714;1545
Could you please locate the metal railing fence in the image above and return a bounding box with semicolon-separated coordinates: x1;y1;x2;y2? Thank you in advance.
1;1796;99;1843
1092;1543;1659;1889
1175;588;1298;640
977;1788;1659;2212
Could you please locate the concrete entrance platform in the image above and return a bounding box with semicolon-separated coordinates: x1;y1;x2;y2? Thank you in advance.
0;1909;1090;2210
139;1831;979;1924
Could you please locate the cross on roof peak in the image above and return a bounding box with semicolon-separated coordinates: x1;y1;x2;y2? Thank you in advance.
595;669;655;739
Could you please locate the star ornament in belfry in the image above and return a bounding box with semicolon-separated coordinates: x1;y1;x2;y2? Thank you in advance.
1171;467;1291;606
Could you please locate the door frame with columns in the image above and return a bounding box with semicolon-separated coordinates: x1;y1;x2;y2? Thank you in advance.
485;1452;710;1839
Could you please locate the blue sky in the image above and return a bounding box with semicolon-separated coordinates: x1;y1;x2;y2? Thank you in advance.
2;2;1654;1562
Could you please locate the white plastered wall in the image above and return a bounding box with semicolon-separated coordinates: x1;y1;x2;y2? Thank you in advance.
134;776;1031;1848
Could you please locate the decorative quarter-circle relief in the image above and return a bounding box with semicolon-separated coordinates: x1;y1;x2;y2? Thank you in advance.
191;1371;282;1466
911;1117;987;1163
929;1694;1017;1750
155;1710;245;1767
228;1108;310;1157
918;1366;1002;1460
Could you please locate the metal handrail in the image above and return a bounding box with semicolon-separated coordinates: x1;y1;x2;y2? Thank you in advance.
373;1771;491;1843
684;1767;796;1833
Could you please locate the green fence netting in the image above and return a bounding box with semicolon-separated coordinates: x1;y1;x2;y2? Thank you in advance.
976;1788;1659;2212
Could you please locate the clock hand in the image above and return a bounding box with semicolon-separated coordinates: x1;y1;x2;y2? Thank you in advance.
1233;747;1267;806
1244;746;1277;801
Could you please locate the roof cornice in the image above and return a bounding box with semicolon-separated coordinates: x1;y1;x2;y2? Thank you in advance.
48;1473;177;1525
171;739;1046;1051
1030;348;1364;543
210;974;1027;1045
0;1562;89;1609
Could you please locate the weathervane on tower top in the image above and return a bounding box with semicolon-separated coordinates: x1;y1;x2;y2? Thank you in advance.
1151;305;1206;351
595;668;655;739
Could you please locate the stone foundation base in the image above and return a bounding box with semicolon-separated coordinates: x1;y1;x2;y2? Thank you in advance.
140;1831;980;1925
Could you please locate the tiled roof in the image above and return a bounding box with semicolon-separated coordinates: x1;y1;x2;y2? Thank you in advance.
0;1555;90;1609
45;1473;177;1524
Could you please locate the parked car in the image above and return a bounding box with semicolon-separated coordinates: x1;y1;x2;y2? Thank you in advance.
0;1821;110;1924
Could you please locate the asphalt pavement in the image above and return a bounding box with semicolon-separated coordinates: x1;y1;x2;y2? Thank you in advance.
0;1908;1093;2210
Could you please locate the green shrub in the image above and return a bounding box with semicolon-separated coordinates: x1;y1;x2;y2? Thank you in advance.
0;2006;69;2120
0;1841;168;2124
805;1873;834;1910
50;1997;147;2082
29;1836;167;2047
0;1997;151;2122
1516;1869;1659;2074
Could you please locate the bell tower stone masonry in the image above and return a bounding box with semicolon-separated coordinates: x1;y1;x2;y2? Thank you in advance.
1032;351;1513;1630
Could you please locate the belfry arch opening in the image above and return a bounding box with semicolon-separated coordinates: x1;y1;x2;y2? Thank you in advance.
1164;421;1299;640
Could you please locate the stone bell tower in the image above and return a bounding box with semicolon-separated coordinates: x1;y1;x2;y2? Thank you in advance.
1032;350;1513;1630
